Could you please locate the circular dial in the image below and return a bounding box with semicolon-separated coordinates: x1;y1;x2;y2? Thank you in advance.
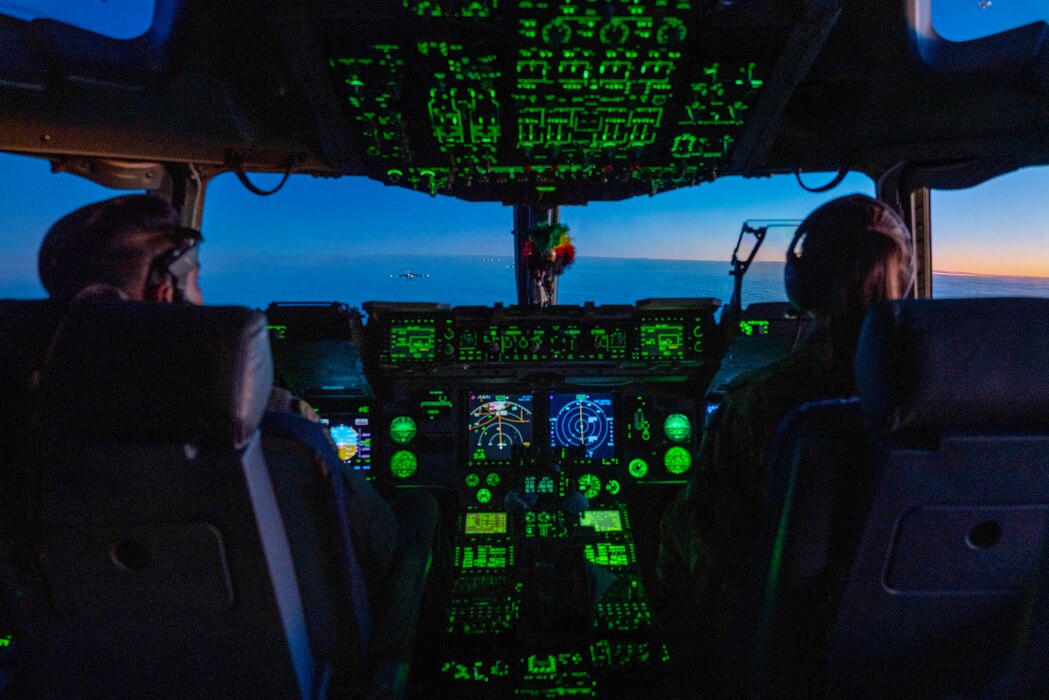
599;21;629;45
390;450;418;479
578;473;602;499
468;397;533;459
553;397;612;456
389;416;417;444
664;446;692;475
664;413;692;442
464;473;480;488
541;19;571;45
476;488;493;504
628;458;649;479
329;424;359;462
656;18;687;45
606;479;621;496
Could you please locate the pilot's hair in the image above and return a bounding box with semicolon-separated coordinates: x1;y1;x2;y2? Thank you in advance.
38;194;191;302
785;193;913;354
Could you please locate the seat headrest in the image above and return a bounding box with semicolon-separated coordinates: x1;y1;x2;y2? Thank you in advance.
37;301;273;449
856;298;1049;433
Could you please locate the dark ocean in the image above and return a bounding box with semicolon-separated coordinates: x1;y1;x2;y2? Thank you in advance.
191;254;1049;313
4;255;1049;311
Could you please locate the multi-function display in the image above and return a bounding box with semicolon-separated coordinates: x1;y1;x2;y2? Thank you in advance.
549;393;615;459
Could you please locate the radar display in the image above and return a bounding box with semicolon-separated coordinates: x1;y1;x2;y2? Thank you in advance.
549;393;614;458
468;393;534;461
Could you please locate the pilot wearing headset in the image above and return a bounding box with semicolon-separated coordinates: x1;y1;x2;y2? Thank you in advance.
36;193;410;605
657;194;914;664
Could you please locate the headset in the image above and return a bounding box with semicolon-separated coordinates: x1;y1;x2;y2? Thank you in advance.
148;226;203;303
784;195;915;312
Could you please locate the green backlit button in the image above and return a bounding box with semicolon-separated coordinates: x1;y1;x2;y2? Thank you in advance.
476;488;492;504
606;479;621;495
664;413;692;442
465;473;480;488
389;416;417;444
578;473;601;499
486;472;501;487
390;450;418;479
665;446;692;475
628;458;649;479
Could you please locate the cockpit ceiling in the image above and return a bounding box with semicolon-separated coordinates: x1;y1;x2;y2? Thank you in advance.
316;0;809;203
2;0;1049;204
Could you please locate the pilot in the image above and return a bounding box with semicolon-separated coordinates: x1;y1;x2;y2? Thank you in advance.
36;193;412;609
657;194;914;651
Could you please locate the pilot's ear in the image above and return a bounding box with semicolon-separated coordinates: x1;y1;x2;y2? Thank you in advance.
150;279;175;303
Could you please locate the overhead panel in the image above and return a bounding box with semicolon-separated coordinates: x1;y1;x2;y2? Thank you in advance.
324;0;807;203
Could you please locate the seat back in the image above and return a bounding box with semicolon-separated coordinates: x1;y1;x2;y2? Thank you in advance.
741;298;1049;697
0;300;326;699
829;298;1049;695
732;397;875;698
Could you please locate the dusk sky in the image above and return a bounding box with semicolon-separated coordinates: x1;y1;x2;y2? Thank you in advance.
1;1;1047;294
2;150;1049;302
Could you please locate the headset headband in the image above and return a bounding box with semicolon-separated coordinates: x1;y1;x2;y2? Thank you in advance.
150;227;203;302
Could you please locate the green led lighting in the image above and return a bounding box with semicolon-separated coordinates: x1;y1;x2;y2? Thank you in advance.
390;450;418;479
628;458;649;478
664;413;691;442
476;488;493;504
739;319;770;336
664;446;692;475
606;479;621;495
578;473;602;499
390;416;417;443
486;472;501;487
465;472;480;488
389;322;435;362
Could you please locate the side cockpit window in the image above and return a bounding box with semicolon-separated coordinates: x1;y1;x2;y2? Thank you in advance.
932;166;1049;298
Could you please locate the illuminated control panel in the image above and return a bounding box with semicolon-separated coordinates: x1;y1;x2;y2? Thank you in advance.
441;502;664;694
323;1;784;202
365;299;718;373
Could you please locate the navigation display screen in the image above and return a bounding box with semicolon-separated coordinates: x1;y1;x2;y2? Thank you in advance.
464;512;508;535
467;393;534;461
579;510;623;533
321;409;372;471
639;321;685;359
389;321;435;362
549;393;615;459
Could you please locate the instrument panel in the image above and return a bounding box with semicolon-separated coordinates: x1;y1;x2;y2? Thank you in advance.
364;299;718;371
268;299;720;697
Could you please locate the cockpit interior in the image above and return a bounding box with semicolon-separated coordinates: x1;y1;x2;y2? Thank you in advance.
3;1;1049;698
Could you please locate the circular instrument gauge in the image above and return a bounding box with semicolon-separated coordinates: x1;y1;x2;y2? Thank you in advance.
664;413;692;442
542;19;571;45
390;450;418;479
664;446;692;475
552;397;613;457
476;488;493;504
599;21;629;45
329;424;359;462
628;458;649;479
389;416;417;444
578;473;602;499
606;479;621;496
468;397;533;459
464;473;480;488
656;18;687;45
